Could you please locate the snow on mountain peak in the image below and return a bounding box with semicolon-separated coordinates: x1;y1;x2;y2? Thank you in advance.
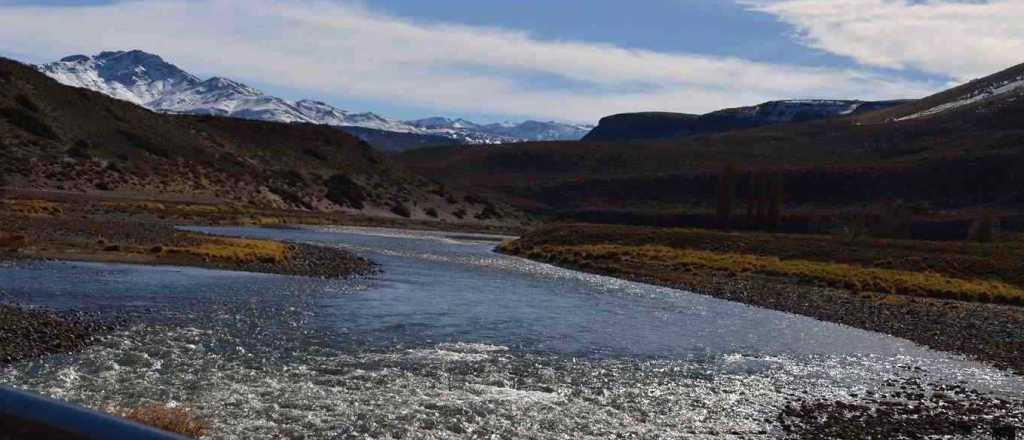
37;50;593;145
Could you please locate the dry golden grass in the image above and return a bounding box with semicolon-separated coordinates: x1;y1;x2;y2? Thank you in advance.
101;201;168;211
236;216;286;226
516;243;1024;305
169;237;291;264
2;199;64;216
116;405;208;438
176;204;224;214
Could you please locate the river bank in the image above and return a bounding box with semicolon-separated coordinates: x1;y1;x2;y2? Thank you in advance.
0;199;377;279
3;225;1023;439
0;304;121;365
499;224;1024;375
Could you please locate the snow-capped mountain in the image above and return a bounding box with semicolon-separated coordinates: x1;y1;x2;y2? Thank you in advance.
37;50;592;146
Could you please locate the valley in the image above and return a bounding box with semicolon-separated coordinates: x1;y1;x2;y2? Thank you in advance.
3;33;1024;439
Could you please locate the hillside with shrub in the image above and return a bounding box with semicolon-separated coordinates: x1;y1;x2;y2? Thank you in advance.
397;61;1024;237
0;57;520;224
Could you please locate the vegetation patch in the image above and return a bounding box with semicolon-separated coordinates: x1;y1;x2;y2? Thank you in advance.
325;174;367;209
503;242;1024;305
0;106;59;140
2;199;64;216
0;232;28;249
390;203;412;218
168;237;291;264
114;405;208;438
117;128;172;159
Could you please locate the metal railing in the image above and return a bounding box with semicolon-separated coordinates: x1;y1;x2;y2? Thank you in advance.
0;386;191;439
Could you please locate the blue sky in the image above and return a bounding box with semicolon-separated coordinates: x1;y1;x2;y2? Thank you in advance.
1;0;1021;123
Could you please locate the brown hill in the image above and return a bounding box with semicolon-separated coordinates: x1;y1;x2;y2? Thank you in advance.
396;61;1024;230
0;57;518;223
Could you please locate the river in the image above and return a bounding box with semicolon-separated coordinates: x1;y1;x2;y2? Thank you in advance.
1;226;1021;438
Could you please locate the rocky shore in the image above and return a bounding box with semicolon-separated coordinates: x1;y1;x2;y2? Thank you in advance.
0;304;120;365
0;210;377;279
779;375;1023;439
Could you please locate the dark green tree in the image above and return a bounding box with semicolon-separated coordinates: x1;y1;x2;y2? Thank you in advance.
716;164;738;229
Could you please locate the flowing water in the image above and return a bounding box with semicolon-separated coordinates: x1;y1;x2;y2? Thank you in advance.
1;226;1021;438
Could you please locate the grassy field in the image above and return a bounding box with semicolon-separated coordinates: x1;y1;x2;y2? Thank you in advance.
501;224;1024;305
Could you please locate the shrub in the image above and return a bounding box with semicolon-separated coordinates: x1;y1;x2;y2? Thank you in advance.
872;201;913;239
116;405;207;438
117;129;170;158
325;174;367;209
13;94;40;113
0;232;28;249
0;106;59;140
474;204;501;220
68;139;92;159
464;194;489;205
391;203;412;218
303;148;328;161
716;164;737;229
453;208;467;219
968;211;999;243
424;207;439;218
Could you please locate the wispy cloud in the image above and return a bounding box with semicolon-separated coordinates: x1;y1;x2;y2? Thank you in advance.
746;0;1024;81
0;0;938;122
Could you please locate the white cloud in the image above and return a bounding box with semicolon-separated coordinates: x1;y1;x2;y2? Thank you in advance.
747;0;1024;81
0;0;938;122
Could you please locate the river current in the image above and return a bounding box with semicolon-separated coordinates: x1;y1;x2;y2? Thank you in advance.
1;226;1021;438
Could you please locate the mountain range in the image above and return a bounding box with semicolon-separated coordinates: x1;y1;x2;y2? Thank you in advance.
36;50;593;150
0;55;522;222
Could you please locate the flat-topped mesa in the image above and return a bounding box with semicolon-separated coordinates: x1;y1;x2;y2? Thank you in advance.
582;99;909;141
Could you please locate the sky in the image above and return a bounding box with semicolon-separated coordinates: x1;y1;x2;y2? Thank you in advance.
1;0;1023;124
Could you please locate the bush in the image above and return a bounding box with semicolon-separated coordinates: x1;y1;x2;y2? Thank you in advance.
474;204;502;220
424;207;439;218
325;174;367;209
453;208;467;219
872;201;913;239
716;164;737;229
0;106;59;140
303;148;328;161
14;94;40;113
116;405;207;438
391;203;412;218
969;211;1000;243
0;232;28;249
464;194;490;205
117;129;170;158
68;139;92;160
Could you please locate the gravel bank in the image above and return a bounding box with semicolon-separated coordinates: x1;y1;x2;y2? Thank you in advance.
0;304;119;365
1;212;377;279
779;375;1023;439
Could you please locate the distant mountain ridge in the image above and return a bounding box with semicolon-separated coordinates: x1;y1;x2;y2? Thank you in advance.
36;50;593;149
583;99;910;142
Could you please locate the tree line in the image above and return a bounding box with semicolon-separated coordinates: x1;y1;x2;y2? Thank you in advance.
717;164;785;231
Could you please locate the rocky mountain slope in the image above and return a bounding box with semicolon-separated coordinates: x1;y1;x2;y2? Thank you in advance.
1;56;522;224
37;50;591;150
583;99;909;142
